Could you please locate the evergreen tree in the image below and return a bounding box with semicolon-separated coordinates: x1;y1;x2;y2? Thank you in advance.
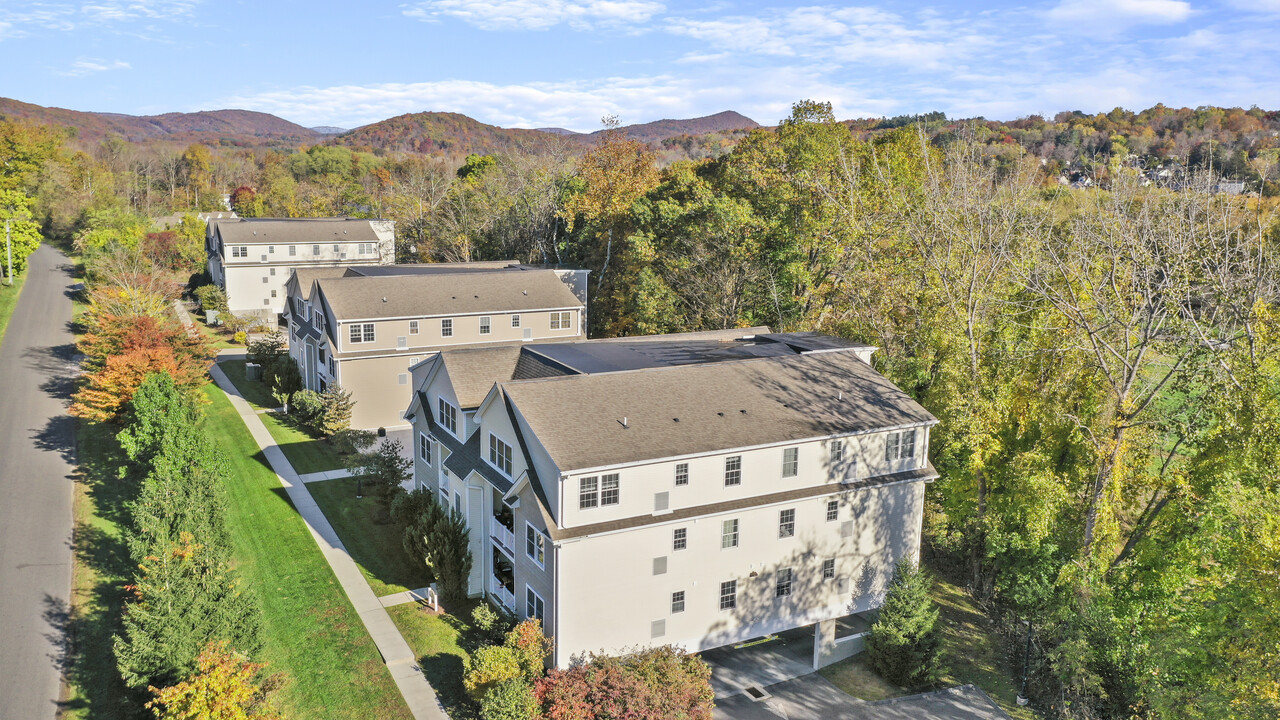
867;558;944;689
397;490;472;603
346;438;412;515
317;383;353;437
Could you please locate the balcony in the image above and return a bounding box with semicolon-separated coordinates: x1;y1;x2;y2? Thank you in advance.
491;517;516;558
490;574;516;612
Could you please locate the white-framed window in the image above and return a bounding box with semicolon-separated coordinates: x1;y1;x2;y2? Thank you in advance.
526;585;545;621
721;518;739;549
511;314;521;328
358;242;374;254
775;568;794;598
822;558;836;580
349;323;375;344
579;476;598;509
316;314;324;334
441;318;453;337
674;463;689;486
782;447;798;477
724;456;742;486
601;473;620;506
419;433;431;464
312;244;320;255
832;439;845;463
550;311;573;330
231;246;247;258
268;245;275;254
671;591;686;614
489;433;513;477
409;320;419;335
440;487;449;505
288;245;297;256
719;580;737;610
779;508;795;538
826;499;839;522
269;267;277;276
438;399;458;436
525;523;546;568
673;527;687;551
885;429;918;461
332;244;340;252
480;316;491;335
270;290;277;298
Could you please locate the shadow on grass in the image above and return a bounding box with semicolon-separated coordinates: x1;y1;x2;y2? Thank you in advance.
306;477;431;597
390;600;484;720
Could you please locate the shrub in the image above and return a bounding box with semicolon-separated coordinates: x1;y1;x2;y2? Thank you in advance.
398;490;472;605
233;331;247;345
479;679;537;720
317;383;354;437
506;620;552;681
472;604;511;646
464;646;522;702
290;389;323;427
333;428;376;456
346;438;412;514
194;284;228;314
246;332;288;388
535;645;713;720
867;558;944;689
145;641;281;720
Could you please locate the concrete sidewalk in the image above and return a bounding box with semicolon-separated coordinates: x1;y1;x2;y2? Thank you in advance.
298;468;357;483
209;361;448;720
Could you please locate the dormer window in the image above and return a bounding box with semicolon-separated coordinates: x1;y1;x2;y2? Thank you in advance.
488;433;513;477
438;398;458;436
885;429;917;461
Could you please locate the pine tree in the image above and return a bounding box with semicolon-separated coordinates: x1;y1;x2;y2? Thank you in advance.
867;558;944;689
317;383;353;437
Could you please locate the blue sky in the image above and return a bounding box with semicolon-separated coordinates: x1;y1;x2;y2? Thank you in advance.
0;0;1277;131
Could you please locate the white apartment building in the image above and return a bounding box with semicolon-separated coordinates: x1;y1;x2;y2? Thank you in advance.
206;217;395;320
404;330;938;668
284;263;588;429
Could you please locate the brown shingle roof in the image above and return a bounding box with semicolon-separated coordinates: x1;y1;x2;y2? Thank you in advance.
437;346;529;408
316;269;584;321
502;349;937;472
216;217;384;246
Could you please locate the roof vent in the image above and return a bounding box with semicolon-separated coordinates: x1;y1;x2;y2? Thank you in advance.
717;412;725;417
522;290;528;295
474;294;479;298
618;417;629;428
740;409;747;414
673;418;680;422
382;297;388;302
838;390;843;400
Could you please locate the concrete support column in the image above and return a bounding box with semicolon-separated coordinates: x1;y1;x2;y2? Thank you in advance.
813;618;837;670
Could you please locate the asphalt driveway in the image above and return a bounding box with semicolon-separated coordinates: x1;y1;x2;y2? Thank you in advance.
0;245;77;720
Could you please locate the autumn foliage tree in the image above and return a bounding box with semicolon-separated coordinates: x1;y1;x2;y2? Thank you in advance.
534;645;713;720
146;641;280;720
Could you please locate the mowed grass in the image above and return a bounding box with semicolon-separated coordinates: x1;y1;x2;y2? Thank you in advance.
308;476;431;597
203;383;413;720
818;577;1038;720
0;269;28;345
387;601;481;720
218;358;346;475
61;421;142;720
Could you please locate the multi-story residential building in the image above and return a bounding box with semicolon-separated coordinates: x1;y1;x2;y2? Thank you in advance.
206;217;396;321
404;330;938;668
284;263;588;429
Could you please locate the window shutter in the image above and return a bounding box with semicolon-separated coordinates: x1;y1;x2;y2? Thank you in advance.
653;556;667;575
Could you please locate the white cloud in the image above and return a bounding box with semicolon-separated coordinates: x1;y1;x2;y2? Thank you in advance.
0;0;199;39
1047;0;1192;26
402;0;663;31
58;58;131;76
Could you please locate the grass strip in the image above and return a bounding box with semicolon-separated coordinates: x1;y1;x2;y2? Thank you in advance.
218;359;346;475
308;476;431;597
387;601;481;720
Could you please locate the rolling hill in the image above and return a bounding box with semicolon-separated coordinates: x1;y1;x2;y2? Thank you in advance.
0;97;320;146
329;111;559;155
595;110;760;143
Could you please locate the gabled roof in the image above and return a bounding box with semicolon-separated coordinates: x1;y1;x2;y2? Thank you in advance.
315;269;584;321
436;346;530;409
215;217;386;246
501;349;937;472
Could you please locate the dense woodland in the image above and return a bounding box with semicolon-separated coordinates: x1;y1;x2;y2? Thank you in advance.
3;99;1279;719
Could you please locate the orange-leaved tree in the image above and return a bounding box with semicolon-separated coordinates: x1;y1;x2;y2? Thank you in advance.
146;641;281;720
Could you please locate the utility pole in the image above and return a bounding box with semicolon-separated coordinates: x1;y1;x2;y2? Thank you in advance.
1017;620;1032;706
5;217;12;286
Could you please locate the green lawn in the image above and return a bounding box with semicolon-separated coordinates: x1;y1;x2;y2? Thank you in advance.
218;358;346;475
0;269;28;345
818;578;1038;720
187;304;242;350
308;476;431;597
387;601;483;720
203;384;413;720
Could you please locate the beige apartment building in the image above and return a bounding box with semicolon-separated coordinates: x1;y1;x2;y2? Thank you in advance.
206;217;396;321
284;263;588;429
404;330;938;668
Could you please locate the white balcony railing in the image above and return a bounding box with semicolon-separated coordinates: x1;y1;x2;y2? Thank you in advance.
490;575;516;612
491;518;516;557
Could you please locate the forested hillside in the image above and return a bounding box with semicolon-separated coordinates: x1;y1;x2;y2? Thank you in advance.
3;98;1278;720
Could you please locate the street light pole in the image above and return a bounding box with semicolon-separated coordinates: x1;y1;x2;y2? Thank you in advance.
5;217;12;286
1017;620;1033;706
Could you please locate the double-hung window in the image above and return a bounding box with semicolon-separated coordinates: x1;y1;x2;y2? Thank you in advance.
419;433;431;464
525;524;546;568
775;568;794;598
479;316;491;335
409;320;419;335
674;463;689;486
288;245;297;256
511;315;521;328
719;580;737;610
721;519;739;549
600;474;620;506
550;311;572;330
349;323;375;344
525;586;545;621
231;246;247;258
779;508;796;538
671;591;685;614
885;429;918;461
312;244;320;256
441;318;453;337
822;558;836;580
826;499;839;522
673;527;687;551
832;439;845;463
724;456;742;486
782;447;799;478
438;399;458;436
579;477;598;509
489;434;513;477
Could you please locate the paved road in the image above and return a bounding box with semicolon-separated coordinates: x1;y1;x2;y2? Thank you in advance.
0;245;76;720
